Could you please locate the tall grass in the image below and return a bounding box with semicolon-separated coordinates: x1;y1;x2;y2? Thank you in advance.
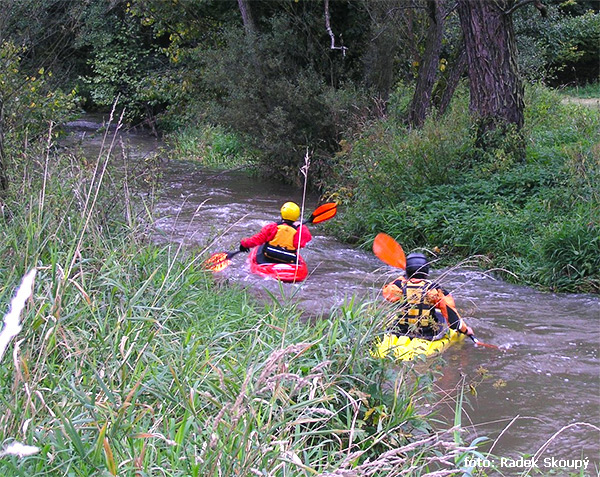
0;124;489;475
558;82;600;99
165;124;254;170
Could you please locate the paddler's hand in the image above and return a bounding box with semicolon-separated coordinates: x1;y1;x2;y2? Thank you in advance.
239;243;250;253
464;326;474;337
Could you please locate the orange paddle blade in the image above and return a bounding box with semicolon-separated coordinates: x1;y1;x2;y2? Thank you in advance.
308;202;337;224
470;336;504;351
203;252;232;272
372;233;406;269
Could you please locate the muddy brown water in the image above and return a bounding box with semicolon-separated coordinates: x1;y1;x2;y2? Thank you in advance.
64;116;600;475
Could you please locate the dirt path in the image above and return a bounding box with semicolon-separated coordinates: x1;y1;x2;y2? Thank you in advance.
560;96;600;107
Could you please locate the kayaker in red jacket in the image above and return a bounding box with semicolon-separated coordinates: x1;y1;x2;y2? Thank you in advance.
382;252;473;340
239;202;312;264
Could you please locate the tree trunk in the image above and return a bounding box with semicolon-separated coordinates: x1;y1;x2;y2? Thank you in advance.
457;0;524;135
433;42;467;117
237;0;257;34
408;0;445;128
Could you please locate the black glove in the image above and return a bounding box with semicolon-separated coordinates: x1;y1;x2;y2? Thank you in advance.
239;243;250;253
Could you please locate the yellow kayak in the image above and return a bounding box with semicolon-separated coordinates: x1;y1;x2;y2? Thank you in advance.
372;329;465;361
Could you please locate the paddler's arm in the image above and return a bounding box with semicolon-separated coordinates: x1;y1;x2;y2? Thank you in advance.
292;223;312;248
382;278;405;303
240;222;278;249
435;289;473;336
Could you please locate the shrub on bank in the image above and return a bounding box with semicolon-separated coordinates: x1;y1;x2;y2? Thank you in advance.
165;124;254;169
326;84;600;293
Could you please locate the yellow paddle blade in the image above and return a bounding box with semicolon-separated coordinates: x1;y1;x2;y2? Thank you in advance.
203;252;232;272
372;233;406;269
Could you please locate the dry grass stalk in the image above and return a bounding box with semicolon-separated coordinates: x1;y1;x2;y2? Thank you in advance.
0;269;36;362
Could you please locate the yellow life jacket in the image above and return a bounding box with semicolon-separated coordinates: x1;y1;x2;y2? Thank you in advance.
264;222;298;263
396;279;439;330
268;223;297;251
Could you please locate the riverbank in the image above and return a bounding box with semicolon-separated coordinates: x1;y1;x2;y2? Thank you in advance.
0;127;484;475
320;85;600;294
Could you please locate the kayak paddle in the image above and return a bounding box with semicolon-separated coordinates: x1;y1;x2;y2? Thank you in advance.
203;249;243;272
308;202;337;224
204;202;338;272
469;334;503;350
372;232;406;270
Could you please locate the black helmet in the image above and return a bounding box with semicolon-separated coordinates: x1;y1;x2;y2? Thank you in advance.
406;253;429;278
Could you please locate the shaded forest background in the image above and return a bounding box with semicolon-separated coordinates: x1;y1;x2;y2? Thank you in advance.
1;0;599;292
1;0;598;185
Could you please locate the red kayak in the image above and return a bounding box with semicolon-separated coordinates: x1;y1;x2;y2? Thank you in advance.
248;247;308;283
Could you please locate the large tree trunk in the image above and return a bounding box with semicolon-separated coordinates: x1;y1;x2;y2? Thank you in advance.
457;0;524;135
408;0;445;128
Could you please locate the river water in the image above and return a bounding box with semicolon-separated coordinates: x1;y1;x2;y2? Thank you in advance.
64;117;600;475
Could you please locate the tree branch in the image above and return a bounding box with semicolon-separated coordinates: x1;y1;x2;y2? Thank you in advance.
324;0;348;56
505;0;547;17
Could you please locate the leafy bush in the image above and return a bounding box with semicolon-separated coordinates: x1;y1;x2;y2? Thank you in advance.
325;86;474;214
0;41;76;152
74;3;177;127
166;125;253;169
536;215;600;293
542;9;600;85
194;19;375;187
327;84;599;293
515;6;600;85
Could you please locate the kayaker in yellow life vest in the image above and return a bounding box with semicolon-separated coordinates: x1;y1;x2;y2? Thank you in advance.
238;202;312;264
382;252;473;340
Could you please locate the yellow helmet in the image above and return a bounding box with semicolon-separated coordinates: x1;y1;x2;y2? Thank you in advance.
280;202;300;221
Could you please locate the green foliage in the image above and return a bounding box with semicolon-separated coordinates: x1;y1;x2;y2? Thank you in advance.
542;9;600;76
515;5;600;84
166;124;254;169
535;214;600;293
74;3;178;126
324;85;473;214
0;42;76;133
0;0;87;79
192;13;375;186
559;82;600;98
326;84;600;293
0;41;76;179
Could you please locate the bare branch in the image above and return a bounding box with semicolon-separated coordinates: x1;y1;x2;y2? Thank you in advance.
324;0;348;56
505;0;548;17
